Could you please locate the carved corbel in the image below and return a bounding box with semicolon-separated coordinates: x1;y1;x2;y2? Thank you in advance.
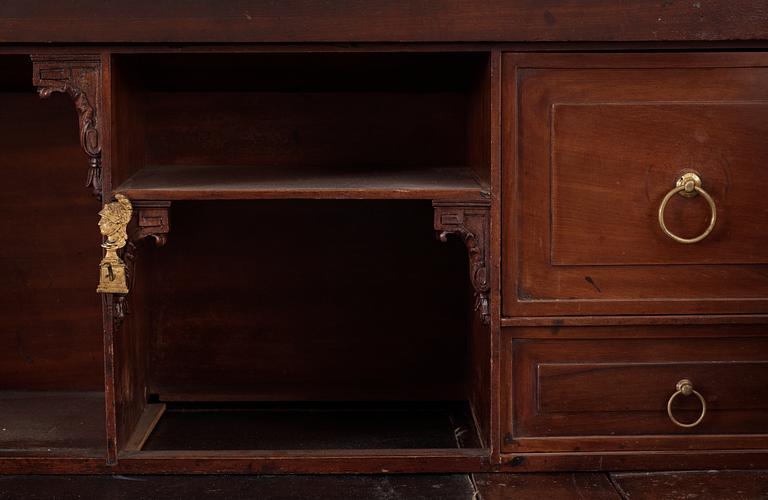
113;200;171;330
433;201;491;325
130;201;172;248
31;55;103;199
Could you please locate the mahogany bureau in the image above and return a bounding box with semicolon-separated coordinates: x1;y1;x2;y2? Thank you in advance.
0;1;766;475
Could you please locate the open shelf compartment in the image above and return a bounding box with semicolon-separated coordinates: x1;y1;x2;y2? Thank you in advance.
112;200;489;463
0;55;105;458
111;51;491;201
108;52;492;466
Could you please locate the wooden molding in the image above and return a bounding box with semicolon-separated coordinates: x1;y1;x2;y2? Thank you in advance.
31;55;103;199
434;200;491;325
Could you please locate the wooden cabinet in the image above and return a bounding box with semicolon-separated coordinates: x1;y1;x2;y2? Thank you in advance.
0;1;766;476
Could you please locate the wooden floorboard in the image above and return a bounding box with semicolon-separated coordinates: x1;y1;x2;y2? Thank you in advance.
610;470;768;500
0;471;766;499
0;475;475;500
474;473;621;499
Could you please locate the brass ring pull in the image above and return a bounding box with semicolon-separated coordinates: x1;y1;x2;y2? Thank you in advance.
658;172;717;244
666;379;707;428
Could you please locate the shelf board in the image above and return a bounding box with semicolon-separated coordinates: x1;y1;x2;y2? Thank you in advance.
115;165;489;201
141;401;480;451
0;391;105;458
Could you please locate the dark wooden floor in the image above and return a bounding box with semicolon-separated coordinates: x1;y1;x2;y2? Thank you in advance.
0;471;766;499
476;471;768;499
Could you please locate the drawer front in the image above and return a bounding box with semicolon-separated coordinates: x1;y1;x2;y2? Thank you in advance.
502;52;768;316
503;335;768;452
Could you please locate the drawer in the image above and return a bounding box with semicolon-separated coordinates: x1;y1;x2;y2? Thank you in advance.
502;52;768;316
503;335;768;452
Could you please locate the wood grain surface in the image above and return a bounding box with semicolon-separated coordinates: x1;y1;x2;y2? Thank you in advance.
503;335;768;451
503;52;768;316
0;6;765;474
0;1;766;43
1;471;764;499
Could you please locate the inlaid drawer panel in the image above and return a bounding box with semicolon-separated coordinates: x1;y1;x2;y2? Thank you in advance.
503;335;768;452
502;52;768;316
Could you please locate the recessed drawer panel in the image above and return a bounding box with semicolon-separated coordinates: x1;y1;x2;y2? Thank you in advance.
551;102;768;266
504;335;768;451
503;53;768;316
538;362;767;414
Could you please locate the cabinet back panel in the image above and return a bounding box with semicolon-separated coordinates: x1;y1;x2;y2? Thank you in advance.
129;53;483;92
147;201;470;401
124;52;487;172
0;86;103;390
144;91;467;169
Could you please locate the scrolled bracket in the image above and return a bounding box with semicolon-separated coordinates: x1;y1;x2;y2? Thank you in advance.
113;201;172;331
31;55;103;199
433;200;491;325
131;201;172;248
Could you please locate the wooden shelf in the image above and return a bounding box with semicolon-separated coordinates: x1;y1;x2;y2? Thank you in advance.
138;402;480;451
0;391;105;458
115;165;489;201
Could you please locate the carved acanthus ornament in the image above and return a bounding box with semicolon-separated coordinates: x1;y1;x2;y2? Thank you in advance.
433;201;491;325
31;55;103;198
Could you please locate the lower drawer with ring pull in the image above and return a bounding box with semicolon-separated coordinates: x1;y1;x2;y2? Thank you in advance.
502;334;768;452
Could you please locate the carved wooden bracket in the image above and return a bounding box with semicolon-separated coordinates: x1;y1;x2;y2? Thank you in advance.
131;201;172;248
114;201;171;329
433;201;491;325
31;55;103;199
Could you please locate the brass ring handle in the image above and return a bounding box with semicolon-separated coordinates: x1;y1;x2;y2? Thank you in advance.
666;379;707;428
658;172;717;244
